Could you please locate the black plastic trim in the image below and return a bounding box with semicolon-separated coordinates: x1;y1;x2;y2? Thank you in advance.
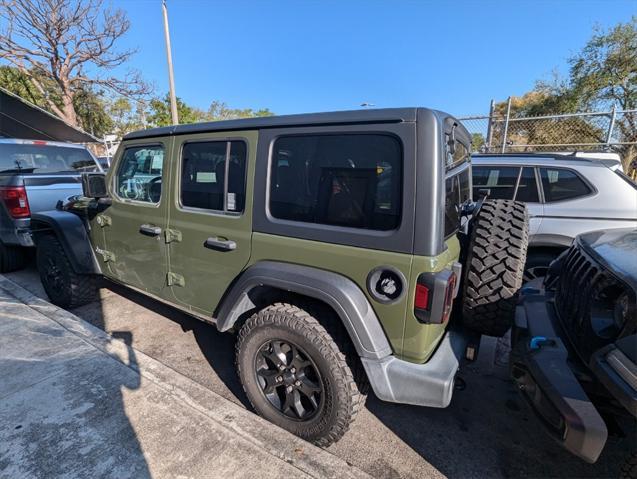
214;261;393;359
511;292;608;463
30;210;101;275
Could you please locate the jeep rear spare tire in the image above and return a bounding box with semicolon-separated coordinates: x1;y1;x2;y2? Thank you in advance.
461;199;529;337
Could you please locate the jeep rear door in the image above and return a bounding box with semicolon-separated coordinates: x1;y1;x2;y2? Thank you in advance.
165;131;255;317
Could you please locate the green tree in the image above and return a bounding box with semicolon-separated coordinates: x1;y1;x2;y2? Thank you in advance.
0;0;149;128
207;100;274;121
147;94;207;127
471;133;485;152
0;65;114;137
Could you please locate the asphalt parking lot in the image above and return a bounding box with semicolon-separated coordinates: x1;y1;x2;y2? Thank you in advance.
7;264;635;479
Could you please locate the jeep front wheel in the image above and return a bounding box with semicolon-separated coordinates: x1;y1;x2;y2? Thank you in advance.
461;199;529;337
37;235;97;309
236;303;364;447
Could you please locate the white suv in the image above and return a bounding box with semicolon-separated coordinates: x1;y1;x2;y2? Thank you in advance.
471;153;637;280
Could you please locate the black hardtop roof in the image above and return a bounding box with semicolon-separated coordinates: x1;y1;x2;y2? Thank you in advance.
124;107;438;141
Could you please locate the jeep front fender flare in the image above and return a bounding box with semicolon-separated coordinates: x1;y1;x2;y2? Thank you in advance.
215;261;393;360
31;210;101;275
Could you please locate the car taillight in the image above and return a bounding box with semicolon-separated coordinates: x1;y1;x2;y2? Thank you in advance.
414;268;459;324
0;186;31;218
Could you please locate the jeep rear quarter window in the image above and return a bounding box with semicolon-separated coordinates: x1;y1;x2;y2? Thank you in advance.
444;135;470;238
540;167;592;202
269;134;402;230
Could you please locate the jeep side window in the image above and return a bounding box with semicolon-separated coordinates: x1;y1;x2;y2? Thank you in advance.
540;167;591;202
514;167;539;202
472;166;520;200
115;145;164;203
180;140;247;213
270;134;402;230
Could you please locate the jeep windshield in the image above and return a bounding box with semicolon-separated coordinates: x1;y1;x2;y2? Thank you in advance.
0;143;99;174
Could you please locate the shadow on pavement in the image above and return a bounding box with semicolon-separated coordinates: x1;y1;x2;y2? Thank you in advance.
96;280;251;408
0;276;151;478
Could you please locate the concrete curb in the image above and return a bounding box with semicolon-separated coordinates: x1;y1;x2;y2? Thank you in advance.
0;275;370;479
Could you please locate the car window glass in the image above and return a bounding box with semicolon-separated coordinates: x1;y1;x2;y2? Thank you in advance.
472;166;520;199
181;140;246;213
540;168;591;202
270;134;402;230
515;167;539;202
116;145;164;203
0;144;98;173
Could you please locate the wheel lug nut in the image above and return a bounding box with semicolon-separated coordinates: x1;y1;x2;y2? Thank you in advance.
276;376;282;382
294;380;301;387
278;364;285;371
290;367;296;374
286;386;293;393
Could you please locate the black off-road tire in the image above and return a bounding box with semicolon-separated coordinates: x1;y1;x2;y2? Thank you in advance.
37;235;97;309
0;241;27;273
621;452;637;479
461;200;529;337
236;303;365;447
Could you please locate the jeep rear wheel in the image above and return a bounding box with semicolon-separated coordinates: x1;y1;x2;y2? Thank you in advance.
236;303;365;447
37;235;97;309
461;200;529;337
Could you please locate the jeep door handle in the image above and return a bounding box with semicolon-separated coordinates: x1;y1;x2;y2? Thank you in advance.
139;224;162;237
204;237;236;251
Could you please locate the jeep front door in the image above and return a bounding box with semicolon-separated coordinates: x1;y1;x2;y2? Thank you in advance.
166;132;254;316
101;140;170;296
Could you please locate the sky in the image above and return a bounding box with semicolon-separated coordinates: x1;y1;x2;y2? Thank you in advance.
112;0;636;116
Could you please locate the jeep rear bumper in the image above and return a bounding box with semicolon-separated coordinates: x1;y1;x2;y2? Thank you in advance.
361;329;467;408
511;283;608;463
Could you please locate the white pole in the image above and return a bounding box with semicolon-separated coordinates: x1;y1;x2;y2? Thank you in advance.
162;0;179;125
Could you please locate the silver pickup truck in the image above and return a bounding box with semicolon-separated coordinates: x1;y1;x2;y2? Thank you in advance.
0;139;101;272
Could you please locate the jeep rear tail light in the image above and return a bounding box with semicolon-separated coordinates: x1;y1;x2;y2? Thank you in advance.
414;266;460;324
0;186;31;218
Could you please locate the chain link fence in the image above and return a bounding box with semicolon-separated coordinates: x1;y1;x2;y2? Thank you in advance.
458;102;637;175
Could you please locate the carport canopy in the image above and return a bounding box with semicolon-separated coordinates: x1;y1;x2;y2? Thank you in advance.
0;87;98;143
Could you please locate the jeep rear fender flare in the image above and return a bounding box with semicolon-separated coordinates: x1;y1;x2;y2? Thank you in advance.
31;211;101;275
215;261;393;360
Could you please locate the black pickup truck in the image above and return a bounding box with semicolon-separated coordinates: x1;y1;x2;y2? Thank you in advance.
511;228;636;477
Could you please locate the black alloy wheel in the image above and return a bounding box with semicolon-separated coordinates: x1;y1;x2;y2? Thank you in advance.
255;339;323;420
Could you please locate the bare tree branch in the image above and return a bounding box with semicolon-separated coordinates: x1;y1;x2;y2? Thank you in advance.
0;0;150;127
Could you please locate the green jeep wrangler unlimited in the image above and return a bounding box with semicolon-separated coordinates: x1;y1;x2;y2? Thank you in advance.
32;108;528;445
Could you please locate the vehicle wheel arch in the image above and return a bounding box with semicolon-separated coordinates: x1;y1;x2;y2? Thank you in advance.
30;211;101;275
214;261;393;361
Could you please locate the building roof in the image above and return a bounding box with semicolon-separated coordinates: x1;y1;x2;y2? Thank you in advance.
0;87;98;143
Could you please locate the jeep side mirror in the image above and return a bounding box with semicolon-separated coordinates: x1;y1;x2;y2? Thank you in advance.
82;172;109;199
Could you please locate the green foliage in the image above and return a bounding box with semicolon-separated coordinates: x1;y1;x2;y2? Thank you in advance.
147;94;207;127
207;100;274;121
146;96;275;128
0;65;113;137
471;133;485;152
